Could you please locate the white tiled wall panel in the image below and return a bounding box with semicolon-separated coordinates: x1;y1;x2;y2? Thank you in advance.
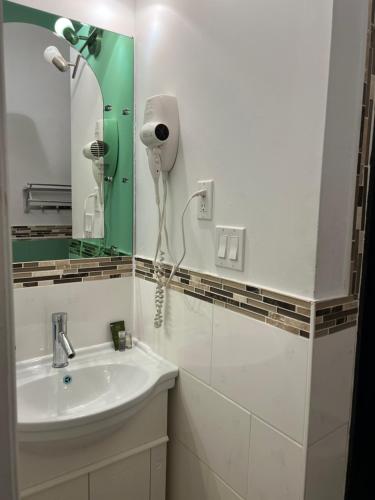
247;417;305;500
212;305;309;443
167;439;245;500
169;370;251;498
13;277;133;361
308;328;357;444
305;425;349;500
135;278;213;384
134;277;311;500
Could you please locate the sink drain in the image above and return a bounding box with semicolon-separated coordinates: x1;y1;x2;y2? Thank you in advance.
63;375;72;385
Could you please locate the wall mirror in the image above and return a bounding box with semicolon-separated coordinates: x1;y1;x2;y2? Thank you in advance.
3;1;134;263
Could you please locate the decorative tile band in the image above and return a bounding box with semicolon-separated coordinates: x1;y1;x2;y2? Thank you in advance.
13;256;132;288
315;297;359;338
12;225;72;240
350;4;374;296
135;257;312;338
12;254;359;337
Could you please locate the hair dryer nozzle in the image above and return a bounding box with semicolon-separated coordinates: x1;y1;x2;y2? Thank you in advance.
140;122;170;148
83;140;108;160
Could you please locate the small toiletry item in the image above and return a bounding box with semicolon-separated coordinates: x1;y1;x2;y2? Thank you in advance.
118;330;126;352
110;320;126;351
125;331;133;350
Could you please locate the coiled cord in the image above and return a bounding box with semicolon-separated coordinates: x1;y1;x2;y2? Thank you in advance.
150;150;207;329
154;250;166;328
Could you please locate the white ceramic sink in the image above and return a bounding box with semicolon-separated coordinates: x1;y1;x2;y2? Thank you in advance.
17;340;178;442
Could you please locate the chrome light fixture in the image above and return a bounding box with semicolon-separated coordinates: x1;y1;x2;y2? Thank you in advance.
54;17;102;56
43;46;82;79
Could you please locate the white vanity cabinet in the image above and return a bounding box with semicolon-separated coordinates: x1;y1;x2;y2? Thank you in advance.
19;393;170;500
27;477;89;500
25;444;167;500
90;450;151;500
17;342;177;500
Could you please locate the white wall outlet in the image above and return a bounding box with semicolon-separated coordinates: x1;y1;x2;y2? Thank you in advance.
215;226;245;271
197;180;214;220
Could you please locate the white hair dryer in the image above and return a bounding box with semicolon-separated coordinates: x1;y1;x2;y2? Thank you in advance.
140;95;207;329
82;121;106;238
140;95;179;327
140;95;179;200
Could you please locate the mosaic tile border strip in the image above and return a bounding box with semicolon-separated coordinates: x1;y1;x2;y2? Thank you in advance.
13;256;132;288
12;254;359;337
315;296;359;338
12;225;72;240
350;2;375;297
135;257;312;338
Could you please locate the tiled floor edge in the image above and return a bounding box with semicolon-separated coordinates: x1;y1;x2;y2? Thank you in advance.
12;256;133;288
135;257;312;338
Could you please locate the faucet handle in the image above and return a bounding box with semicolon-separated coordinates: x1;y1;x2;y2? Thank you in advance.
52;312;67;320
52;312;67;328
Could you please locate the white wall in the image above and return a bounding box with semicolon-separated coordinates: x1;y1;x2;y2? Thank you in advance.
135;0;367;300
13;277;133;361
134;0;335;299
314;0;368;299
4;23;72;226
11;0;135;37
70;49;104;238
135;277;309;500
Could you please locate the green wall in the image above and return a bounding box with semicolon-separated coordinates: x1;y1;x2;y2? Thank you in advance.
12;239;71;262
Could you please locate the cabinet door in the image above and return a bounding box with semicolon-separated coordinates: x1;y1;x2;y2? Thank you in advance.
27;476;89;500
90;450;150;500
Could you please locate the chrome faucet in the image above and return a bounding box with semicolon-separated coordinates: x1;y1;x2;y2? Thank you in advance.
52;312;75;368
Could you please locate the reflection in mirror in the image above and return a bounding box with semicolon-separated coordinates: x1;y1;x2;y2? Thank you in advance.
4;22;104;241
4;1;134;264
70;46;104;239
4;23;73;227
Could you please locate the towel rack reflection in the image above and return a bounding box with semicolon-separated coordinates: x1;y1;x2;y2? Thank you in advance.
23;183;72;213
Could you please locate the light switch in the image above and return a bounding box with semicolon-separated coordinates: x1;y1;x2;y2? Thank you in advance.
218;234;227;259
215;226;245;271
228;236;239;261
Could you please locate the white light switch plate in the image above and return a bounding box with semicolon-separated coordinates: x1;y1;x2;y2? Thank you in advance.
215;226;245;271
197;180;214;220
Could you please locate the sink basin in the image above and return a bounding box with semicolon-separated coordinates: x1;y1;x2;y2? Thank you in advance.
17;341;178;442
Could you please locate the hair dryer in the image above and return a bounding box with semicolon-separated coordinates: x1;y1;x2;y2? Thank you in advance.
140;96;179;327
140;95;179;185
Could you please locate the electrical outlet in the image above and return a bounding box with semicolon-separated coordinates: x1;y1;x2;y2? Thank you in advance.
197;180;214;220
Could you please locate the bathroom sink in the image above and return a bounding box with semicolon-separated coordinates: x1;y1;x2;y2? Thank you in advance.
17;341;178;442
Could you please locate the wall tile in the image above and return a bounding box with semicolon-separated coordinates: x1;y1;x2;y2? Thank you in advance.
247;417;304;500
212;305;309;443
305;425;349;500
309;327;357;444
169;370;251;498
167;439;244;500
13;277;133;361
135;277;213;384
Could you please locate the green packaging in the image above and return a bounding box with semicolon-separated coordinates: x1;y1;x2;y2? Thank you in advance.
110;320;126;351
